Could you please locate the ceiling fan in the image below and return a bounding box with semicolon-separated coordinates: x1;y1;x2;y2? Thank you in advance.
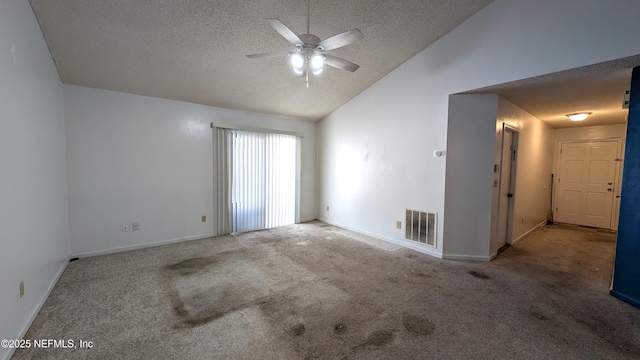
246;1;364;86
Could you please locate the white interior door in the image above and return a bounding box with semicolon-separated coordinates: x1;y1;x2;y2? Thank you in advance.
497;129;516;248
556;141;618;229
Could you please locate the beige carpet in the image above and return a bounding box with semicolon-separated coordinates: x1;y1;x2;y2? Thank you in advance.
13;221;640;359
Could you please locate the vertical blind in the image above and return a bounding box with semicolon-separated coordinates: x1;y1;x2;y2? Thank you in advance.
232;130;267;232
264;133;296;228
214;128;297;234
213;128;232;236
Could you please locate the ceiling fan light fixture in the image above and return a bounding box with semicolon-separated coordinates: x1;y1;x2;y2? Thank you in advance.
566;112;591;121
290;53;304;69
311;54;324;70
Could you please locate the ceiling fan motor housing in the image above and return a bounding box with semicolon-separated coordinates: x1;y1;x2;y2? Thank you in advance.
298;34;322;50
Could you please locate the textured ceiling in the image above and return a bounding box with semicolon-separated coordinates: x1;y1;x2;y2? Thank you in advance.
469;55;640;129
29;0;493;121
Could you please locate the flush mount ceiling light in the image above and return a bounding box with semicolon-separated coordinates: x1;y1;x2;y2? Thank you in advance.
245;0;363;88
566;112;591;121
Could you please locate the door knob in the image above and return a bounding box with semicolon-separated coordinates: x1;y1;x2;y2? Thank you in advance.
607;188;613;192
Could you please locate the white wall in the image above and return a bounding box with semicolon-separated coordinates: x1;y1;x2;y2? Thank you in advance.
317;0;640;258
489;97;555;257
553;124;627;171
0;1;70;359
444;95;555;260
553;124;627;229
64;85;317;256
443;95;499;259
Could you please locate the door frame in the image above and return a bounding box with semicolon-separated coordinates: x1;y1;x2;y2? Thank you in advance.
554;138;623;230
497;124;520;247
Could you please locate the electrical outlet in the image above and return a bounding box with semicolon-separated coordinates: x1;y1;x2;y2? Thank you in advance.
326;206;330;211
201;215;206;222
132;222;140;230
122;223;129;232
19;281;24;298
396;221;402;229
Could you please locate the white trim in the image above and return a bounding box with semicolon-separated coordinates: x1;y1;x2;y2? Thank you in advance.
71;234;214;258
2;259;69;360
496;124;519;251
211;122;304;138
442;253;492;261
300;217;317;223
318;218;443;258
511;220;547;246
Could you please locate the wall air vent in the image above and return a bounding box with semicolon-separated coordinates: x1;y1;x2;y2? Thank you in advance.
405;209;436;247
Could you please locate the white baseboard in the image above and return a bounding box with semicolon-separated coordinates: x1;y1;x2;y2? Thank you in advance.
71;233;215;258
2;258;69;360
299;217;317;223
317;218;443;259
442;253;491;261
511;220;547;246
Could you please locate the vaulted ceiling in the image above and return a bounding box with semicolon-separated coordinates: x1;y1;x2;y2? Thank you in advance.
29;0;494;121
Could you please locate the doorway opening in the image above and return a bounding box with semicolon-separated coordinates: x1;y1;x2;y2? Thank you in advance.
497;124;519;253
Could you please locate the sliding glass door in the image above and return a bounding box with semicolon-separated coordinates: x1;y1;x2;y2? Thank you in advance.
214;128;299;235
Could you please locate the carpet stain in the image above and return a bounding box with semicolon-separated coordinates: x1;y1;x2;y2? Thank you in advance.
413;271;435;280
287;323;306;336
530;312;548;321
161;251;265;329
468;270;490;279
402;314;435;336
356;330;394;349
333;323;346;335
173;304;187;317
165;257;218;276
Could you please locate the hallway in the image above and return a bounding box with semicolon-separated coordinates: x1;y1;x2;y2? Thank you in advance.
494;223;617;292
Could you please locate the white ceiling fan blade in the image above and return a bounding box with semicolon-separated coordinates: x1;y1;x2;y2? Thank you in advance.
267;18;304;46
317;29;364;51
324;55;360;72
246;51;292;59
